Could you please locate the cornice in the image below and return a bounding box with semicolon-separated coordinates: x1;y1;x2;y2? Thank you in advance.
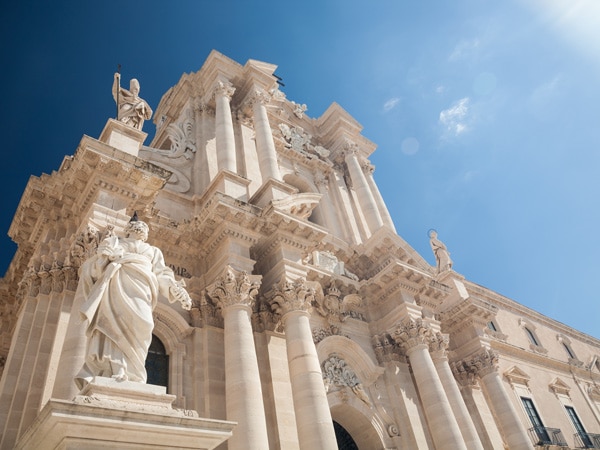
464;280;600;347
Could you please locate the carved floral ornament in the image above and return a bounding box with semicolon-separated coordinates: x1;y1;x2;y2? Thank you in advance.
390;318;433;352
278;123;330;160
213;80;236;100
321;354;371;406
450;348;500;386
206;265;261;310
268;277;316;316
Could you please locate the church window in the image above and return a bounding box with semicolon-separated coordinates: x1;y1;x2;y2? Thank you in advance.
562;343;576;359
521;397;551;444
524;327;540;346
565;406;593;448
145;334;169;390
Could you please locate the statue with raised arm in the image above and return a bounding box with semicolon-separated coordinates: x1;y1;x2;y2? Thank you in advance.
112;73;153;130
429;229;453;273
75;214;191;389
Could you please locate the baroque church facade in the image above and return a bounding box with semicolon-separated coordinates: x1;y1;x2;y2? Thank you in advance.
1;51;600;449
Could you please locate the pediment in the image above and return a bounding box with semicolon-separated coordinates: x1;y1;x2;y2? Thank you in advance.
504;366;530;386
549;377;571;396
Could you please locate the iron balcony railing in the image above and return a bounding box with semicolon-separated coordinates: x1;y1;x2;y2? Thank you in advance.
574;432;600;449
528;426;567;447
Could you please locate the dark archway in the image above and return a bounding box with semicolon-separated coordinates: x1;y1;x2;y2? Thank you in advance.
145;334;169;390
334;420;359;450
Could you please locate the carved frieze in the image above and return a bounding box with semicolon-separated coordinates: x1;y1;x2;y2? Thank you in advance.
313;282;364;323
322;354;371;406
278;124;330;160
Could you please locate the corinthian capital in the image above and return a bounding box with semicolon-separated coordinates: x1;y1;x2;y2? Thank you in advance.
244;89;271;108
429;331;450;359
343;140;360;158
214;80;236;100
268;277;316;317
206;265;262;310
390;318;432;352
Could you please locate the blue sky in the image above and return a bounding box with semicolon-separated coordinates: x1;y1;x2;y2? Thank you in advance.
1;1;599;339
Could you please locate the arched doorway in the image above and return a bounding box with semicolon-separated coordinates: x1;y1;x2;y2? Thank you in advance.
145;334;169;389
334;420;359;449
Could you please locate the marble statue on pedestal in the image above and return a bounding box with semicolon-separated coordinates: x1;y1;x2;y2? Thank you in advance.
112;73;153;130
75;215;191;389
429;229;453;273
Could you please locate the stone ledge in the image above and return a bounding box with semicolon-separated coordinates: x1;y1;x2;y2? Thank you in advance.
16;378;235;449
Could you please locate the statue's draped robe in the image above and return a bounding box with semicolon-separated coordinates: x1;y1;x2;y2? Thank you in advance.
116;87;152;129
75;237;175;388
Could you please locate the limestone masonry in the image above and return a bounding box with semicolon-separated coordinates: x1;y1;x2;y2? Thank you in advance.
1;51;599;449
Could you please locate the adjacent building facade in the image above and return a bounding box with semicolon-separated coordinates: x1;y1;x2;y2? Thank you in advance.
1;51;599;449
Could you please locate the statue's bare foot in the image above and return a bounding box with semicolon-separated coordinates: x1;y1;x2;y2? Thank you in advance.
112;368;128;382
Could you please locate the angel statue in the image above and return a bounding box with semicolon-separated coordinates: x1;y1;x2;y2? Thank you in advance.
75;214;191;388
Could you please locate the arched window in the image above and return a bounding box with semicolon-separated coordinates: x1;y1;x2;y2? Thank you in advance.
562;342;575;359
333;421;359;450
524;327;540;346
145;335;169;390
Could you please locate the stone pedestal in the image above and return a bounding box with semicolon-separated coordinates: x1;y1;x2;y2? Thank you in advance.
16;377;235;450
249;178;298;208
99;118;147;157
203;170;251;202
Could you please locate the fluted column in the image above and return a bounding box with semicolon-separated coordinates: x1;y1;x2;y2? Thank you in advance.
207;266;269;450
392;319;467;450
344;143;383;234
363;162;396;232
474;350;533;450
214;81;237;173
430;334;484;450
250;90;282;181
269;278;337;450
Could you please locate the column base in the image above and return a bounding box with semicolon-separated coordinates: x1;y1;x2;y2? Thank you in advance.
249;178;298;208
99;118;147;157
204;170;251;202
16;377;235;450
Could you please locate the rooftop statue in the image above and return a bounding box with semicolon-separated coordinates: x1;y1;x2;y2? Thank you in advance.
429;229;453;273
112;73;153;130
75;215;191;389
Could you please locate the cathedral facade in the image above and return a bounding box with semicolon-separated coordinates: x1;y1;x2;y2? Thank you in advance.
1;51;599;449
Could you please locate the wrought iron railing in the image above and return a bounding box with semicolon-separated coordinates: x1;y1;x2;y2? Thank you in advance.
574;432;600;449
528;426;567;446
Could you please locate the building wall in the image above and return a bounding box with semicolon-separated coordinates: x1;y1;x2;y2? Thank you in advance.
0;51;599;449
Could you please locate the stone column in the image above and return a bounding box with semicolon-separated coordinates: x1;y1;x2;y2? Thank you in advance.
214;81;237;173
473;350;533;450
344;143;383;234
392;319;467;450
269;278;337;450
314;172;342;236
250;89;282;182
363;162;396;232
207;266;269;450
429;334;484;450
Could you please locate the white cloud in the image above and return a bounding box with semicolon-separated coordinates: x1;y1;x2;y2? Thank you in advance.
448;38;480;62
383;97;400;112
439;97;470;137
435;85;446;94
